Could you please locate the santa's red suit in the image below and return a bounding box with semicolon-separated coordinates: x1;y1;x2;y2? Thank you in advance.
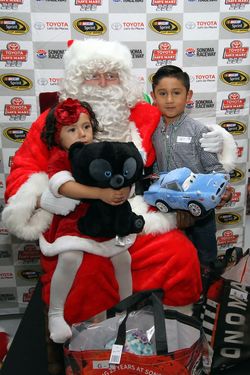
4;101;203;324
40;148;137;259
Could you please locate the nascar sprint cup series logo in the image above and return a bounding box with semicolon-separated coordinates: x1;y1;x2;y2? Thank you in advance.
219;120;246;136
222;16;250;33
149;18;181;35
0;17;29;35
220;70;249;86
73;18;106;36
0;73;33;90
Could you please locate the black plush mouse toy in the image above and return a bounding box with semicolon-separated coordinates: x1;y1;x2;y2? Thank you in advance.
68;141;145;238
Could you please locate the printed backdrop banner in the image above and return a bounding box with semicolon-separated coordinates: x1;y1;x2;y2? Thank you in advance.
0;0;249;315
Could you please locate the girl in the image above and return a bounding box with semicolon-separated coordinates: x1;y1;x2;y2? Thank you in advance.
40;98;133;344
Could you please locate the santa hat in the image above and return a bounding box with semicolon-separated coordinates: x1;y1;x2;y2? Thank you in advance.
63;39;133;75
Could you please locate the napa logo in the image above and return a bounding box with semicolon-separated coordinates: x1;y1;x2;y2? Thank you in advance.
73;18;106;36
3;127;29;143
229;168;244;183
219;120;246;135
0;74;33;90
149;18;181;35
216;212;241;225
222;17;250;33
0;17;29;35
220;70;248;86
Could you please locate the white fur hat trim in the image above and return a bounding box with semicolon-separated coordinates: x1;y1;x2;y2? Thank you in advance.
64;39;133;73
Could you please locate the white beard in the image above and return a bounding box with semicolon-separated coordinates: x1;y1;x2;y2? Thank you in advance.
77;85;132;142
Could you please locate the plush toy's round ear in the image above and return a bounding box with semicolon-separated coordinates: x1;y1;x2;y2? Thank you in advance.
68;141;85;161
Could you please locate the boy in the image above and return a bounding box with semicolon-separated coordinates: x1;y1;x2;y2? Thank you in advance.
151;65;230;291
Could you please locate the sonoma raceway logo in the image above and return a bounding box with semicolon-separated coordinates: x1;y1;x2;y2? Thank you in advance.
36;49;65;59
185;47;216;57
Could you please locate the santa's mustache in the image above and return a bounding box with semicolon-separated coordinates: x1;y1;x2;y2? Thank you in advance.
78;84;125;102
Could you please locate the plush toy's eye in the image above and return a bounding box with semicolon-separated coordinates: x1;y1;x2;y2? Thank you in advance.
104;171;112;178
89;159;113;181
123;157;137;179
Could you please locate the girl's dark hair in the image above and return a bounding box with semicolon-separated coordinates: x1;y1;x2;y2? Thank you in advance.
152;65;190;92
41;101;99;149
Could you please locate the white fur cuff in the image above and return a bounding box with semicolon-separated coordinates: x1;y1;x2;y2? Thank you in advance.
49;171;75;197
2;173;52;240
39;234;137;257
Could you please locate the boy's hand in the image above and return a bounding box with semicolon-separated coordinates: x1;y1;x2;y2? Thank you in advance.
176;211;195;229
216;185;233;209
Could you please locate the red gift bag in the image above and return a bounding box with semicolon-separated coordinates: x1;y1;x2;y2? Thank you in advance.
64;289;210;374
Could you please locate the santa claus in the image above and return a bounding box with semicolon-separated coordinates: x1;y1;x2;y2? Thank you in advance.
2;39;236;326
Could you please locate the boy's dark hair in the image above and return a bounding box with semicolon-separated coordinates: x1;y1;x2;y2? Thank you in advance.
41;101;99;149
152;65;190;92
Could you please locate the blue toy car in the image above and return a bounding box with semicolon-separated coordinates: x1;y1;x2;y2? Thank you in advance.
143;167;229;217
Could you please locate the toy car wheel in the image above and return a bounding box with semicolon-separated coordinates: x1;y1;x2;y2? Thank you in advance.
155;200;170;213
188;201;204;217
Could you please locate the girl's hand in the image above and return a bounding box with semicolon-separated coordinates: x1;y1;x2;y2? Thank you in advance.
120;186;130;200
99;188;128;205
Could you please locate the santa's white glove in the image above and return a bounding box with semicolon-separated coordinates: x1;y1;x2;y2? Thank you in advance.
40;187;80;216
200;125;224;153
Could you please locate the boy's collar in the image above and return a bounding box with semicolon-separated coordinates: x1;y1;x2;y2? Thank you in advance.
163;112;187;127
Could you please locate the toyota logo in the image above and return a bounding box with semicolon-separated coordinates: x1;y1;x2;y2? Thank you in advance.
34;22;45;30
111;23;122;30
37;78;48;86
185;22;196;30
